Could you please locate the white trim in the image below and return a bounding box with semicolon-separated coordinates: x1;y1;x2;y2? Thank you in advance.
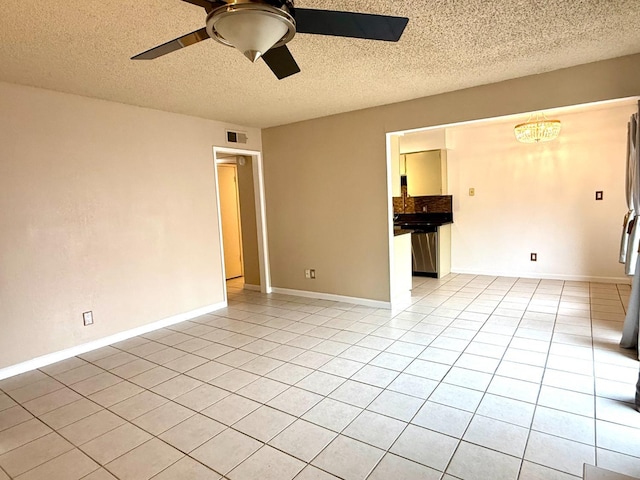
0;302;227;381
385;132;397;304
271;287;391;309
243;284;261;291
251;151;272;294
391;290;413;310
212;153;229;302
451;269;631;284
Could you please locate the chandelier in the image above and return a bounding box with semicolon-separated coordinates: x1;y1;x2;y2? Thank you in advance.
514;112;562;143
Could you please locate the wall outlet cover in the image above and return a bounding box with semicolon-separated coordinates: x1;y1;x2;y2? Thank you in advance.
469;188;475;196
530;253;537;262
83;311;94;326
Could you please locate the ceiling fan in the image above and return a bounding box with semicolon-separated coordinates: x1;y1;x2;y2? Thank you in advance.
132;0;409;80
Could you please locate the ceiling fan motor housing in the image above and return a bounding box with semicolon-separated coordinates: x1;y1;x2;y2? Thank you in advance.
207;0;297;61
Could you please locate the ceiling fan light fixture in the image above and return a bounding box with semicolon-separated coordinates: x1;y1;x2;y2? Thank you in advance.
514;112;562;143
133;0;409;79
207;3;296;63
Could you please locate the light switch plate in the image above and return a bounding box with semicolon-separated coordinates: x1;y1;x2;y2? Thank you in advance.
83;311;93;326
469;188;475;196
595;191;603;200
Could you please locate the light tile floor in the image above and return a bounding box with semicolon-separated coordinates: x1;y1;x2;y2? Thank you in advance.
1;275;639;479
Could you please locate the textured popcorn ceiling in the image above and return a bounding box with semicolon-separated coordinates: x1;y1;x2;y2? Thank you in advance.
1;0;640;127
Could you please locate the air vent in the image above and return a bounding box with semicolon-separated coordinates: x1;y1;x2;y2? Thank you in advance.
226;130;248;144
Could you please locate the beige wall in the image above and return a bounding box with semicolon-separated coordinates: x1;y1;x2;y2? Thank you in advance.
262;111;390;301
236;156;261;286
262;54;640;302
0;81;261;369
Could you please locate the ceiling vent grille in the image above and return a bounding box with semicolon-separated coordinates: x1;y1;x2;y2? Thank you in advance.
226;130;248;144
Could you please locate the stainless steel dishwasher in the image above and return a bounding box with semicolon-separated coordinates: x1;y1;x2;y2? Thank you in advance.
411;228;438;277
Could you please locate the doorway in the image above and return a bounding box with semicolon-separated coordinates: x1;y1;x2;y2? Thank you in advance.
213;147;271;298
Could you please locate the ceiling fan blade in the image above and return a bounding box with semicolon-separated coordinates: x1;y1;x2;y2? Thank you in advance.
180;0;210;8
262;45;301;80
131;28;210;60
181;0;227;13
294;9;408;42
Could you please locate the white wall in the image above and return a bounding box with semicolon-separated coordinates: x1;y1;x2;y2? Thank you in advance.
0;81;261;369
399;129;447;153
447;102;635;281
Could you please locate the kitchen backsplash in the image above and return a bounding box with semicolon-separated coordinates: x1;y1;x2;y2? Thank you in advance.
393;195;453;214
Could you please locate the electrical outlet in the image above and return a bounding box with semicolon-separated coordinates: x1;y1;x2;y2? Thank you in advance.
83;311;94;326
530;253;537;262
469;188;475;196
310;269;316;279
595;191;603;200
305;269;311;279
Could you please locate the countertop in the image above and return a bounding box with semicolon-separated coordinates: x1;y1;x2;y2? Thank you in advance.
393;229;414;236
393;212;453;230
395;220;453;229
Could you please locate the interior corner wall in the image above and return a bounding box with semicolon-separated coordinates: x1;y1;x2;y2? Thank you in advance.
447;103;635;281
236;156;261;286
262;54;640;302
0;81;261;370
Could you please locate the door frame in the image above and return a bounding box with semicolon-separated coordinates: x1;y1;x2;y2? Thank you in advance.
213;146;272;297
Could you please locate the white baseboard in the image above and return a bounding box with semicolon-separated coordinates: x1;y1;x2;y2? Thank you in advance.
271;287;391;309
243;284;261;292
0;301;227;381
451;269;631;284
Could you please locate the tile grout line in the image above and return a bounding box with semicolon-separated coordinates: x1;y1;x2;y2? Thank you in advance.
0;275;636;480
440;276;540;480
144;279;627;478
591;281;600;472
0;274;464;479
0;370;186;480
516;279;567;479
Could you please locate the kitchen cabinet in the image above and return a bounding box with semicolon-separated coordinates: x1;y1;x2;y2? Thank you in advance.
405;150;448;196
392;148;448;197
